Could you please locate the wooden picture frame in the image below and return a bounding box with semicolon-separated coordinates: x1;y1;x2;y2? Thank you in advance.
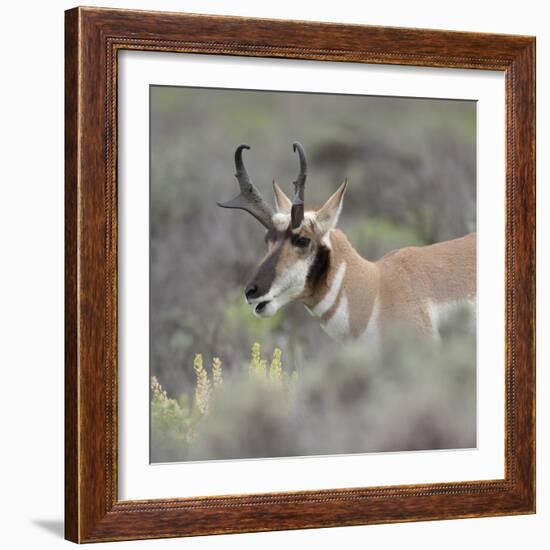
65;6;536;543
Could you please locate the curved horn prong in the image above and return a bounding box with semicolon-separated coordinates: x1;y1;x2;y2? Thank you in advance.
290;141;308;229
217;145;274;229
292;141;307;200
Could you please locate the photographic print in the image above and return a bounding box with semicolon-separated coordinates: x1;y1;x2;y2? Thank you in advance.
150;86;477;463
65;9;536;540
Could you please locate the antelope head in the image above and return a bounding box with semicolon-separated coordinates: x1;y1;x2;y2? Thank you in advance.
218;142;348;318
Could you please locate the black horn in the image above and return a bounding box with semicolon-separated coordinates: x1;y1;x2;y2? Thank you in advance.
217;145;275;229
290;141;308;229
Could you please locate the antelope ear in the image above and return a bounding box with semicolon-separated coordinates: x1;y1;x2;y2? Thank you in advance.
272;179;292;214
315;179;348;234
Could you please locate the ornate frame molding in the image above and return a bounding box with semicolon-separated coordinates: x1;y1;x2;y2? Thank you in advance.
65;7;535;542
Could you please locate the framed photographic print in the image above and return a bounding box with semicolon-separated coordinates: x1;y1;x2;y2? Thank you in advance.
65;6;536;543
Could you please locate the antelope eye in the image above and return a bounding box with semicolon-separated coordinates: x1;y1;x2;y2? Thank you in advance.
293;236;311;248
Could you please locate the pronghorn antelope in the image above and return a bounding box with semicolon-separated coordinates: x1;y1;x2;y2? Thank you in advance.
218;142;476;342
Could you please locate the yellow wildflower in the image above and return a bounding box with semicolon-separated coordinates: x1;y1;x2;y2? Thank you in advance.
212;357;223;389
193;353;211;414
249;342;265;378
269;348;283;386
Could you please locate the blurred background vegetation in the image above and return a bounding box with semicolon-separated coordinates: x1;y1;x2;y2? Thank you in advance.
150;85;476;462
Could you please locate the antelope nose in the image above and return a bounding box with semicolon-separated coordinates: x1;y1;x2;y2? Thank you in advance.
245;284;259;301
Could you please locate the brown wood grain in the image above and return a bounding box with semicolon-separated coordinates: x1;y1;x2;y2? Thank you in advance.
64;6;536;543
64;7;79;543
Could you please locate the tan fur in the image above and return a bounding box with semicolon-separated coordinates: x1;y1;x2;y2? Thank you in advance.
305;230;476;339
376;232;476;334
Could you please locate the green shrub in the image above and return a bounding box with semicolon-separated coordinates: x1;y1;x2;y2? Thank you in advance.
151;342;297;461
151;328;475;462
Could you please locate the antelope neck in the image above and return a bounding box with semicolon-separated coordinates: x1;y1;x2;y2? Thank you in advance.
303;230;380;338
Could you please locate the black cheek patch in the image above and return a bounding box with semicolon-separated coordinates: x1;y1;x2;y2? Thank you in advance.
307;244;330;291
